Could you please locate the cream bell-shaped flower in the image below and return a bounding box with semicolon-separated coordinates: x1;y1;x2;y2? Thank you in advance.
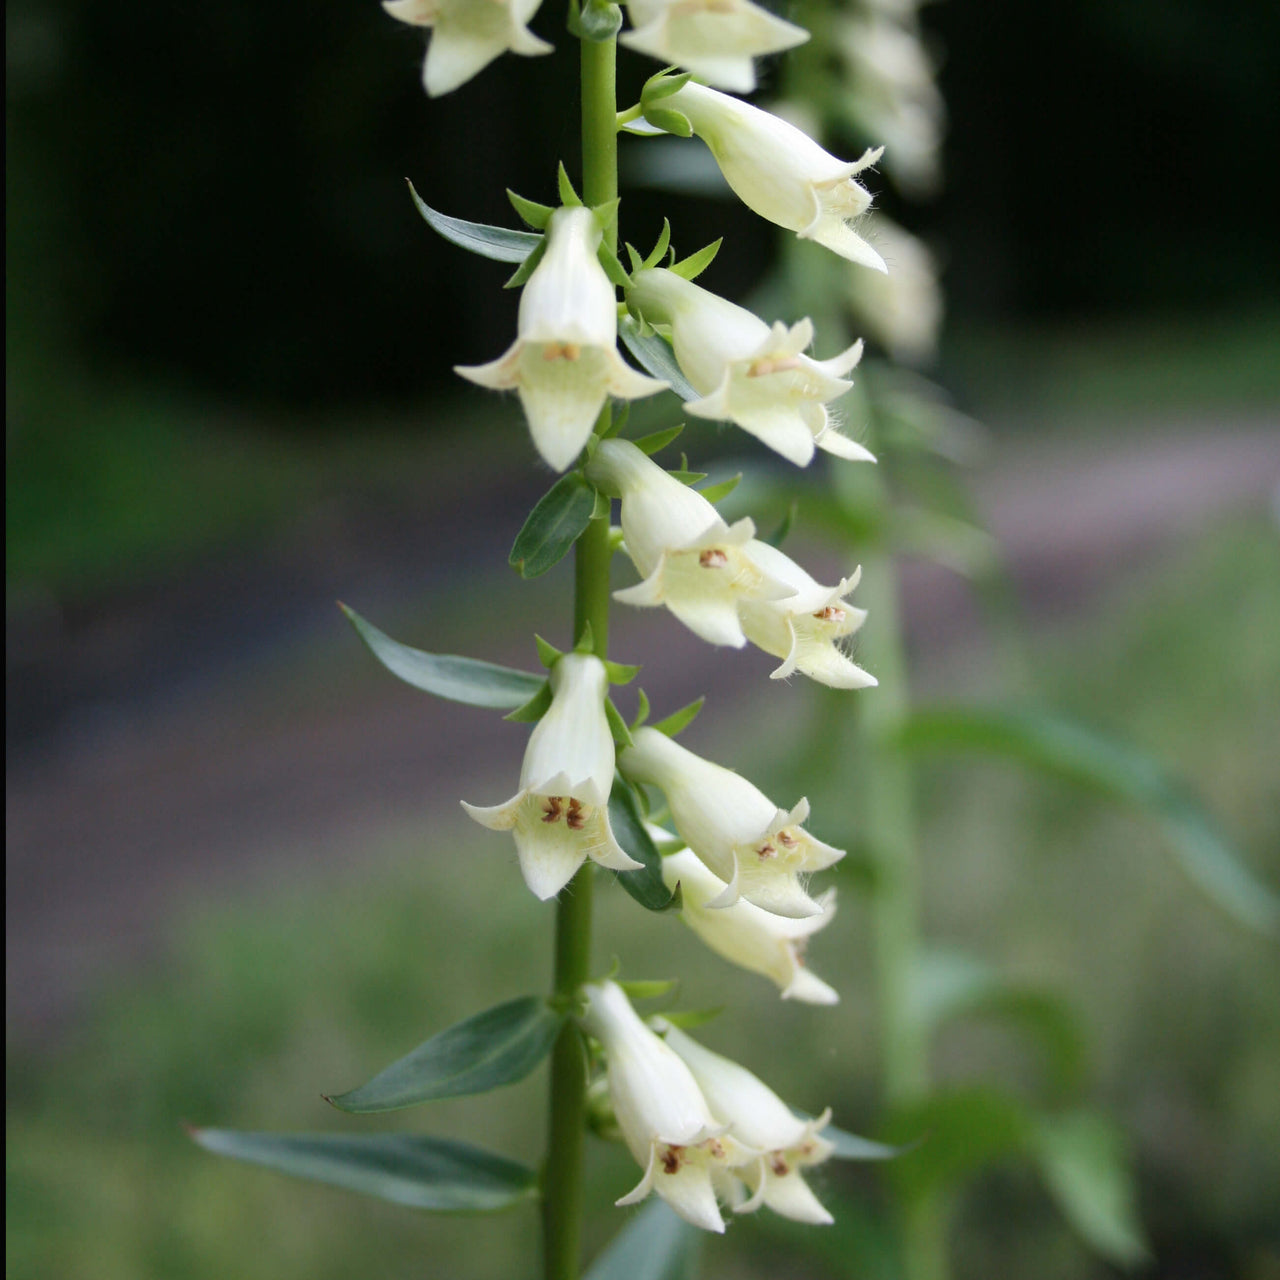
460;653;642;899
628;268;873;467
655;1021;837;1225
621;0;808;94
585;438;795;647
620;726;842;918
456;208;666;472
581;980;753;1232
738;540;876;689
383;0;552;98
661;81;887;272
662;847;840;1003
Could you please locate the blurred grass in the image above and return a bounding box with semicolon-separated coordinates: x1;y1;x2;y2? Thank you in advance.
8;510;1279;1280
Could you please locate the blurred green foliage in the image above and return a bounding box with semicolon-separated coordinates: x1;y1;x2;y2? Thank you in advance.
8;513;1277;1279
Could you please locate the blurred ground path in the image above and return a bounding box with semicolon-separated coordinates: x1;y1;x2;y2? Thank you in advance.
7;418;1279;1039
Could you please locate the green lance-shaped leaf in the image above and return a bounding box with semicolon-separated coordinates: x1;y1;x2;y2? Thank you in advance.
325;997;564;1113
609;780;681;911
585;1197;701;1280
668;238;722;282
190;1130;537;1213
509;473;599;578
650;696;705;739
898;705;1280;938
1032;1111;1150;1268
407;183;542;264
619;316;700;403
341;605;544;709
634;424;684;456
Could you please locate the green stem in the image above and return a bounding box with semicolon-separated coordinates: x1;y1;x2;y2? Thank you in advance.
541;28;618;1280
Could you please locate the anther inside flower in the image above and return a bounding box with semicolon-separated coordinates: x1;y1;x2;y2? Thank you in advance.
383;0;552;98
461;652;643;899
655;1020;837;1225
658;81;887;272
627;269;874;467
620;726;843;918
620;0;809;94
586;439;795;647
661;846;840;1003
581;980;754;1232
737;540;877;689
456;208;666;472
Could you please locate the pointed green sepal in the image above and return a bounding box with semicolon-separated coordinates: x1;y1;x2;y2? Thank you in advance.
634;424;684;455
632;688;651;730
503;681;553;723
667;455;707;485
557;162;583;207
619;979;679;1001
669;237;722;281
651;696;705;738
625;242;645;274
696;473;742;504
642;68;693;104
503;236;548;288
407;182;542;264
660;1007;725;1031
592;490;611;519
605;698;635;749
535;635;565;669
573;620;596;655
506;189;554;230
643;219;672;271
598;246;632;290
341;605;544;709
642;107;692;138
190;1129;537;1213
603;659;640;685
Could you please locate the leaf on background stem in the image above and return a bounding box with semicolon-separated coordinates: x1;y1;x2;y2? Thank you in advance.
609;782;680;911
585;1196;701;1280
1032;1111;1150;1268
325;997;564;1112
897;705;1280;937
190;1130;537;1212
509;473;599;578
340;605;544;709
407;184;541;263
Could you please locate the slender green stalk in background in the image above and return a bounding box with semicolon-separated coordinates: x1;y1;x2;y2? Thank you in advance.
542;28;619;1280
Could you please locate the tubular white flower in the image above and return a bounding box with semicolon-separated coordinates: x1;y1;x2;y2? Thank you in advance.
628;268;874;467
738;540;877;689
621;0;808;94
655;1021;836;1225
661;81;887;272
461;653;642;899
581;980;752;1232
585;438;795;647
662;848;840;1003
456;208;666;472
383;0;553;98
620;726;842;918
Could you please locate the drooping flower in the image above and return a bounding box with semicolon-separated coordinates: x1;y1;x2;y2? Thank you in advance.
456;208;666;471
656;81;886;271
461;653;642;899
661;847;840;1003
628;267;874;467
620;0;808;94
655;1020;837;1224
585;438;794;647
619;726;842;918
846;214;943;365
383;0;552;98
581;980;753;1232
737;540;876;689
